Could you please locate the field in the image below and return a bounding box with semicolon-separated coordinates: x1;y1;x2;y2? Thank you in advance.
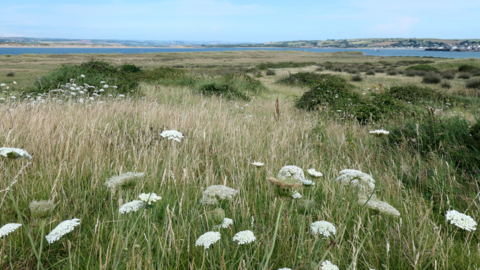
1;51;480;269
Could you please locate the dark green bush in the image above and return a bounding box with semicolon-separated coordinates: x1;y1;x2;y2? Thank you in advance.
466;79;480;89
198;82;250;101
7;72;14;77
406;64;438;72
458;73;471;79
386;84;445;104
405;70;417;77
375;68;384;73
366;70;375;76
458;64;477;72
266;70;276;76
348;69;358;74
441;70;456;80
333;67;343;72
441;81;452;89
422;73;442;84
257;62;316;70
353;94;405;123
351;74;363;81
120;64;142;73
387;70;398;75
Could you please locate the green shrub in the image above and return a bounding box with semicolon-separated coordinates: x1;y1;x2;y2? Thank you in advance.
458;64;477;72
7;72;14;77
386;84;445;104
244;68;258;74
198;82;250;101
333;67;343;72
406;64;438;72
466;79;480;89
120;64;142;73
366;70;375;75
351;74;363;81
353;94;405;123
422;72;442;84
441;70;456;80
458;73;471;79
441;81;452;89
387;70;398;75
348;69;358;74
257;62;316;70
266;70;276;76
375;68;384;73
277;72;342;87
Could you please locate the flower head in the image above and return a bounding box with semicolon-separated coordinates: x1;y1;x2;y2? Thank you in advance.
358;195;400;217
251;161;264;167
335;169;375;195
233;230;256;245
29;200;55;218
201;185;238;205
278;165;314;186
292;192;302;199
307;168;323;177
80;74;85;78
103;85;109;89
369;129;389;137
310;221;336;237
446;210;477;231
105;172;144;189
138;193;162;205
278;268;292;270
100;81;105;84
160;130;184;142
195;231;221;249
0;223;22;238
0;147;32;159
320;260;339;270
119;200;145;214
45;218;81;244
220;218;233;228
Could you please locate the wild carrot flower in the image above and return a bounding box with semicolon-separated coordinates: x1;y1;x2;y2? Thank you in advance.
201;185;238;205
119;200;145;214
0;147;32;159
100;81;105;84
233;230;256;245
310;221;336;237
45;219;81;244
138;193;162;205
29;200;55;218
220;218;233;228
292;192;302;199
195;231;221;249
103;85;109;89
0;223;22;238
80;74;85;78
278;268;292;270
105;172;144;189
369;129;389;137
307;168;323;177
320;260;339;270
358;195;400;217
446;210;477;231
0;83;6;87
251;161;264;167
13;81;17;85
335;169;375;194
278;165;314;186
160;130;184;142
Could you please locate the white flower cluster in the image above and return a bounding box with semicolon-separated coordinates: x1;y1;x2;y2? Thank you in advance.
233;230;256;245
278;165;315;186
45;218;81;244
105;172;145;189
335;169;375;194
138;193;162;205
292;192;302;199
160;130;184;142
0;147;32;159
251;161;264;167
278;268;292;270
320;260;339;270
195;231;221;249
369;129;390;137
446;210;477;231
220;218;233;228
200;185;238;205
119;200;145;214
358;195;400;217
0;223;22;238
310;221;336;237
307;168;323;177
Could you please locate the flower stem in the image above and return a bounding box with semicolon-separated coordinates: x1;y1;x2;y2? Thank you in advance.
263;199;284;270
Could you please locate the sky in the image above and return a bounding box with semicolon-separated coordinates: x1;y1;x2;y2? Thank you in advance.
1;0;479;42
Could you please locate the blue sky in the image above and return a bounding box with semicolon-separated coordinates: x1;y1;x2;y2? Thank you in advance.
1;0;479;42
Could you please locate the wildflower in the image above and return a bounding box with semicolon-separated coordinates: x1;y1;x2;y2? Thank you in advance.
251;161;264;167
0;147;32;159
89;97;95;100
80;74;85;78
278;268;292;270
320;260;339;270
0;223;22;238
70;79;74;82
79;91;85;94
100;81;105;84
202;185;238;201
45;219;80;244
0;83;6;87
118;94;125;98
233;230;256;245
446;210;477;231
29;200;55;218
369;129;390;137
103;85;109;89
13;81;17;85
138;193;162;205
358;195;400;217
195;231;221;249
310;221;336;237
220;218;233;228
307;168;323;177
119;200;145;214
335;169;375;194
278;165;314;186
113;86;118;89
292;192;302;199
267;177;302;197
160;130;184;142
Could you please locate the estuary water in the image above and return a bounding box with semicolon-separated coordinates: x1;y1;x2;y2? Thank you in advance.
0;47;479;59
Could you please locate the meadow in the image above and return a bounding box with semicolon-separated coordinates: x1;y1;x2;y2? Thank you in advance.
0;51;480;269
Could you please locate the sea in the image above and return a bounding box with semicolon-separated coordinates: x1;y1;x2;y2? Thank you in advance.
0;47;479;59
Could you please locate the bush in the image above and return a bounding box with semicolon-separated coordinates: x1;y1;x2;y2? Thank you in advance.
198;82;250;101
441;81;452;89
406;64;438;72
266;70;276;76
458;64;477;72
333;67;343;72
366;70;375;75
348;69;358;74
422;73;442;84
7;72;14;77
386;84;445;104
466;79;480;89
375;68;384;73
120;64;142;73
415;70;426;76
441;70;456;80
277;72;344;87
387;70;398;75
458;73;471;79
351;74;363;81
257;62;316;70
405;70;417;77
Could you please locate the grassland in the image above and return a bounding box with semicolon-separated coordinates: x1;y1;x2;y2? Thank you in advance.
0;51;480;269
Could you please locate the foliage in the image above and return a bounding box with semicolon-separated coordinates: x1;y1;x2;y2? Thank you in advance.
422;72;442;84
366;70;375;76
198;82;250;101
266;70;276;76
7;72;14;77
351;74;363;81
441;70;456;80
386;84;445;104
458;64;477;72
120;64;142;73
466;79;480;89
387;70;398;75
257;62;316;70
441;81;452;89
406;64;438;72
457;73;471;79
